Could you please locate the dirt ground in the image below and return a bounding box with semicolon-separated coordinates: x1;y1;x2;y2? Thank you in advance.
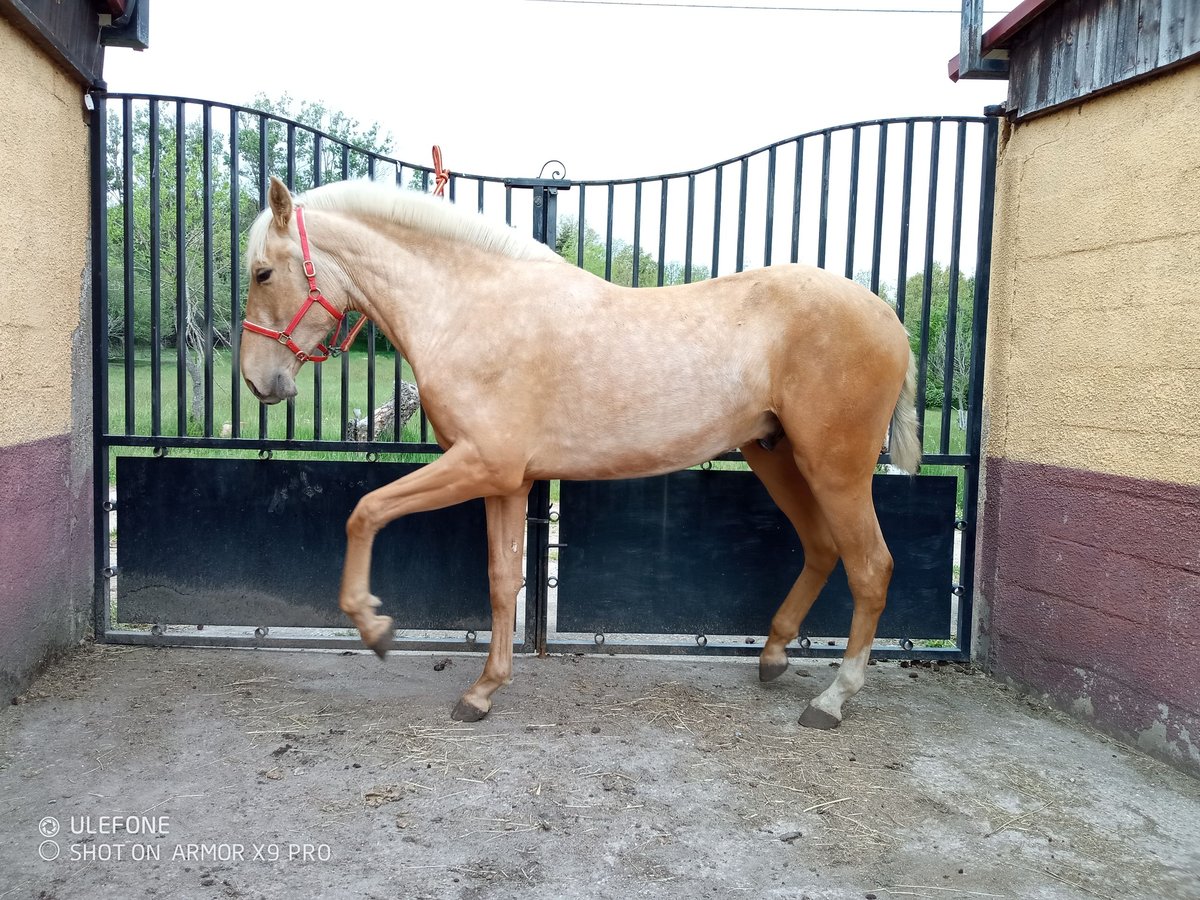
1;645;1198;900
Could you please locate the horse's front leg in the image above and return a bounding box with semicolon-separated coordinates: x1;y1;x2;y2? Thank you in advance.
452;484;533;722
338;444;520;656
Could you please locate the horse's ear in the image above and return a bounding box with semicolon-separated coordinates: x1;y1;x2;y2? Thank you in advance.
268;176;293;230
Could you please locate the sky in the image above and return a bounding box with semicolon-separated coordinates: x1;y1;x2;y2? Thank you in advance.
102;0;1016;183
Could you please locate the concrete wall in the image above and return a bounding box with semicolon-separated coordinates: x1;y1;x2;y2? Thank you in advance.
978;60;1200;774
0;14;94;703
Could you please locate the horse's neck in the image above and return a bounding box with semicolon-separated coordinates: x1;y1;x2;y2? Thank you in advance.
334;223;498;369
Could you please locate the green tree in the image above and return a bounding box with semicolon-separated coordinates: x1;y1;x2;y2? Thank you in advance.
237;93;396;193
899;263;976;414
556;217;710;286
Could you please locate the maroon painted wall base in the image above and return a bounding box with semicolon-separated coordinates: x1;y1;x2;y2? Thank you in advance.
0;433;92;703
978;457;1200;775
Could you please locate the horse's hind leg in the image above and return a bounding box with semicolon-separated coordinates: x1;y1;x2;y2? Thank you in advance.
452;483;533;722
797;474;893;729
741;438;840;683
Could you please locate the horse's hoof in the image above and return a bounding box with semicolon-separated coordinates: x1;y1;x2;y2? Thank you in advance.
759;657;789;682
798;704;841;730
363;616;395;659
451;698;489;722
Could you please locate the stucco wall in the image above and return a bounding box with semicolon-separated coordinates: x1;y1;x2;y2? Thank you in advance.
0;14;93;702
978;60;1200;774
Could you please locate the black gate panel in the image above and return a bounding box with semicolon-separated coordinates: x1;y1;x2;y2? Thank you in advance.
556;471;956;640
117;457;490;630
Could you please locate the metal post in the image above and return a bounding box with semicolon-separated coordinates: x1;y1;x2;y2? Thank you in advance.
957;111;1000;657
90;88;111;641
517;178;570;655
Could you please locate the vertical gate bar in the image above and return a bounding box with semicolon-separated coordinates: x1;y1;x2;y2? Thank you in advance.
568;183;583;266
258;114;269;441
505;183;513;225
285;123;297;440
392;353;404;443
941;121;968;455
175;100;188;437
576;185;586;267
90;91;111;640
312;134;324;441
895;121;916;326
845;125;861;280
684;173;695;283
817;131;831;270
449;173;457;203
790;137;804;263
340;144;352;440
477;179;485;214
121;96;135;435
915;121;942;449
149;100;162;436
527;479;551;655
764;146;776;267
869;123;888;296
736;157;748;272
229;110;241;439
711;166;723;277
202;103;215;438
392;159;404;439
959;114;999;658
526;187;555;655
657;177;668;286
543;190;558;261
366;321;377;442
394;162;407;443
285;122;296;190
604;183;615;282
367;155;378;442
340;322;351;442
632;181;642;287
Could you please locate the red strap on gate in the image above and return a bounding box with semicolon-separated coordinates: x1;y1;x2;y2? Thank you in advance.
431;145;450;198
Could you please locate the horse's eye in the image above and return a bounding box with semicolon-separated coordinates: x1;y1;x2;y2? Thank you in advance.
255;268;273;284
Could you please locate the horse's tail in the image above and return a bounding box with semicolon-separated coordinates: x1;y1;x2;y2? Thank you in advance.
888;350;921;474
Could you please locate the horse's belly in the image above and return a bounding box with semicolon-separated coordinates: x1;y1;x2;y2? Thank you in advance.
527;403;771;481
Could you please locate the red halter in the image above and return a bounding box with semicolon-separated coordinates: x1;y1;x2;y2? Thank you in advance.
242;205;367;363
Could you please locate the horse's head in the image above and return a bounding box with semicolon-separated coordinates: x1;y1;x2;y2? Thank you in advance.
241;176;349;404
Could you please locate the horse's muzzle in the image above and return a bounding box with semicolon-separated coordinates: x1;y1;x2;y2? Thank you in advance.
245;371;297;405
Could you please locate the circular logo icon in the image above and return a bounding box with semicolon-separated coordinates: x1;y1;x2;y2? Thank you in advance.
38;840;61;862
39;817;60;838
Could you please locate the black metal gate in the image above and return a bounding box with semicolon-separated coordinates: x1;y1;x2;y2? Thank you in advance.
91;92;997;661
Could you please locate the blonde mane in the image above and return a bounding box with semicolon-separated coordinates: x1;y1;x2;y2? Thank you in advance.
245;179;562;272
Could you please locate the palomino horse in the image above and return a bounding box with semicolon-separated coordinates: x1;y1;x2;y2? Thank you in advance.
240;176;920;729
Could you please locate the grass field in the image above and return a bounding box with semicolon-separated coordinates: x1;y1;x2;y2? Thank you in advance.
106;350;423;443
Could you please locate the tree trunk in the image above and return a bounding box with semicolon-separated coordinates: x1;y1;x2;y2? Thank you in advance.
185;350;203;425
349;381;421;441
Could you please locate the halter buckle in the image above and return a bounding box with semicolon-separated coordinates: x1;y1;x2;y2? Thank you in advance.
277;333;291;345
303;260;317;279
